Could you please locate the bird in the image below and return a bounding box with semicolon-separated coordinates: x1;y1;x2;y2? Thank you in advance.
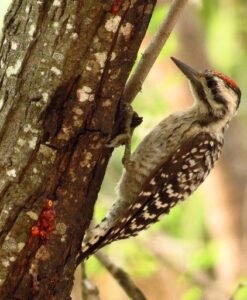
79;57;241;260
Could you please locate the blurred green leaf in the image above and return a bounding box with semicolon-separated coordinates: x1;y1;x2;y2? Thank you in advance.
207;7;239;71
233;282;247;300
86;256;104;276
189;242;217;271
182;286;203;300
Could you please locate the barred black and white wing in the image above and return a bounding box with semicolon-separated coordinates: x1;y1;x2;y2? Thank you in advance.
80;132;223;260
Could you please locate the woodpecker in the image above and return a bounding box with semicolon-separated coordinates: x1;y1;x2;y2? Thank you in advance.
79;57;241;260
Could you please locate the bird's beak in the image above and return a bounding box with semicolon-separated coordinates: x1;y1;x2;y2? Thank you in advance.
171;57;201;88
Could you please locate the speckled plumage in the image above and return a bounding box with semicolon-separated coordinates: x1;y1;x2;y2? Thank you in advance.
79;58;241;260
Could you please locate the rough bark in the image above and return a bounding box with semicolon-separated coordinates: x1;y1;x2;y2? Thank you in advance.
0;1;156;299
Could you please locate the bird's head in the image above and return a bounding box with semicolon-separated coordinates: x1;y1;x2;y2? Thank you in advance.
171;57;241;127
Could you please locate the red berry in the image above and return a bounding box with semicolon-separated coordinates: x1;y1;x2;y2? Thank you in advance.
111;5;119;14
31;226;40;237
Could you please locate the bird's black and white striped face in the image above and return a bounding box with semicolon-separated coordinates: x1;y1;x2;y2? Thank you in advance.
171;57;241;127
202;70;241;120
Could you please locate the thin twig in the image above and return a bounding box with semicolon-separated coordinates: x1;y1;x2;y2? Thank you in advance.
142;234;229;299
229;283;247;300
123;0;189;104
95;251;147;300
81;262;100;300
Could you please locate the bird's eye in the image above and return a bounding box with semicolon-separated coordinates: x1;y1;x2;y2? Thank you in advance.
207;78;217;89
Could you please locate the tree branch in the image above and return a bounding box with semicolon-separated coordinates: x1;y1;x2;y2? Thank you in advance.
95;251;147;300
142;233;229;299
123;0;189;104
81;263;100;300
229;283;247;300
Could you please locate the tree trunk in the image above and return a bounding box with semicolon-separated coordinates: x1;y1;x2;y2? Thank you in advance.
0;1;156;299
